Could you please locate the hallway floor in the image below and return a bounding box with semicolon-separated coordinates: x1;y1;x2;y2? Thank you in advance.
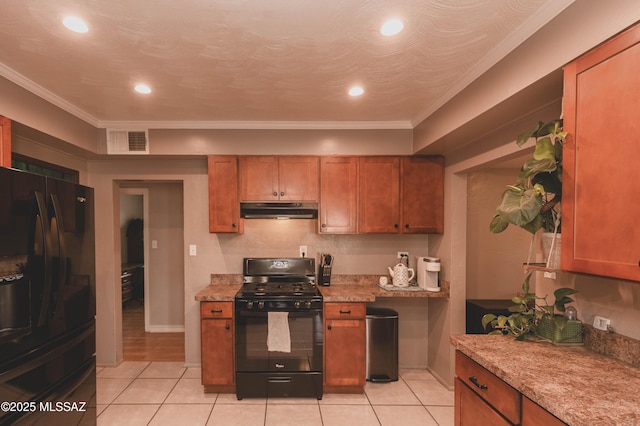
96;362;454;426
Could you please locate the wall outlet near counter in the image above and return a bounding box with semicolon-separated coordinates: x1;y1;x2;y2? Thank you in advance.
593;316;611;331
397;251;409;259
299;245;308;258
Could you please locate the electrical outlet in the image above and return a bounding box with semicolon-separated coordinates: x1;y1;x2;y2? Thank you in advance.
593;316;611;331
299;245;308;258
397;251;409;259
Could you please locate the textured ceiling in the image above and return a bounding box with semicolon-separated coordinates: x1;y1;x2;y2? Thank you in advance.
0;0;570;128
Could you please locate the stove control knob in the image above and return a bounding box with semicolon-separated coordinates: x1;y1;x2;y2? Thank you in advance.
258;301;265;310
294;301;301;309
246;301;254;309
305;301;312;309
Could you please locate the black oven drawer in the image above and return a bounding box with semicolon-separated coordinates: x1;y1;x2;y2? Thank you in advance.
236;372;322;400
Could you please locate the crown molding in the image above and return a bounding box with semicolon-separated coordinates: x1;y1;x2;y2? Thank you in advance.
98;120;414;130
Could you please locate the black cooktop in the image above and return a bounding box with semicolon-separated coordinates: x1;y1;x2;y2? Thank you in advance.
237;257;320;300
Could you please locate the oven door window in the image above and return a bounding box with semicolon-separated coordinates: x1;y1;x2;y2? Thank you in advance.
235;309;323;372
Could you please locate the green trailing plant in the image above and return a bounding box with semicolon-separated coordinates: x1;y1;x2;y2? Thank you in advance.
481;272;578;341
490;120;567;234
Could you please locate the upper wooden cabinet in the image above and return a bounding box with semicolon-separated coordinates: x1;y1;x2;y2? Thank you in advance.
208;156;242;233
562;23;640;282
358;156;401;233
1;116;11;168
319;156;358;234
239;156;319;202
358;156;444;234
401;156;444;234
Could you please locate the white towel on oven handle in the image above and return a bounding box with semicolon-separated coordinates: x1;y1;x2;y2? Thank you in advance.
267;311;291;353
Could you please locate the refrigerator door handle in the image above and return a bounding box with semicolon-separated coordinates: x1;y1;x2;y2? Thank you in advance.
49;193;67;316
33;191;53;328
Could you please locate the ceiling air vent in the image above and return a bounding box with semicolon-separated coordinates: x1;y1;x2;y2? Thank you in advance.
106;129;149;154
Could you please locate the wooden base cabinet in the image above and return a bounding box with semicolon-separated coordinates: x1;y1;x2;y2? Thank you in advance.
323;302;366;393
455;351;566;426
562;22;640;281
200;302;235;393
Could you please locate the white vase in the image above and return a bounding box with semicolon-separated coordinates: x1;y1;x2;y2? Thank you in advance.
541;232;561;269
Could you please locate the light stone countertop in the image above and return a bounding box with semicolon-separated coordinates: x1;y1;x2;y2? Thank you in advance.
450;334;640;426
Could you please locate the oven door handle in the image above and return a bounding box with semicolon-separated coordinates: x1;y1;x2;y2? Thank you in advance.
267;377;292;383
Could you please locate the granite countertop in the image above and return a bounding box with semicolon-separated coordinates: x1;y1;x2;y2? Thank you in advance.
451;334;640;425
194;274;449;302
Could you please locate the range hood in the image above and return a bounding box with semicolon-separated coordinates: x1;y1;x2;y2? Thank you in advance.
240;202;318;219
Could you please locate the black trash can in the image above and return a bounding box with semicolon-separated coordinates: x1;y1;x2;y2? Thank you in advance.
365;307;398;382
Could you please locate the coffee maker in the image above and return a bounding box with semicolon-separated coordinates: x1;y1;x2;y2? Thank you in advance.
416;256;440;292
318;253;333;286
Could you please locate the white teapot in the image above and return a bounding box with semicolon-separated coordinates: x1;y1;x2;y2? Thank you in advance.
387;263;415;287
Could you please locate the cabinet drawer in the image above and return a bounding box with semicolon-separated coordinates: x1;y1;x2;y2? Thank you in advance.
455;378;511;426
201;302;233;319
455;351;520;425
325;302;366;319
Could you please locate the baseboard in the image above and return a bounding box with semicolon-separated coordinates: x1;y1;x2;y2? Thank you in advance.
148;325;185;333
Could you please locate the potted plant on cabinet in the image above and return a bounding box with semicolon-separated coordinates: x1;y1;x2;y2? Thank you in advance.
489;119;566;267
481;273;582;343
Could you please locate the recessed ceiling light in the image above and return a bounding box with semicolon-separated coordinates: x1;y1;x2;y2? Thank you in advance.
348;86;364;97
381;19;404;36
134;84;152;94
62;16;89;33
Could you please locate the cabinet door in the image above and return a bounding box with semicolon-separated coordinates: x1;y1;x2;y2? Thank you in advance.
455;378;511;426
562;23;640;281
319;157;357;233
0;116;10;168
240;156;279;201
201;317;234;386
324;316;365;387
522;396;566;426
278;156;319;201
358;157;400;233
208;156;241;233
401;157;444;234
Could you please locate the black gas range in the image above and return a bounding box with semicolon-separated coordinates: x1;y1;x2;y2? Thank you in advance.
235;258;323;400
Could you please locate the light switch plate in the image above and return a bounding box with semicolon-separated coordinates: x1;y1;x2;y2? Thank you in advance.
189;244;197;256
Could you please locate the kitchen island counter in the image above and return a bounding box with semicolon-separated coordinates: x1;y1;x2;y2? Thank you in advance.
451;334;640;425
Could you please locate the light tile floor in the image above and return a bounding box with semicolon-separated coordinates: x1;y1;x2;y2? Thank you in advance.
96;362;454;426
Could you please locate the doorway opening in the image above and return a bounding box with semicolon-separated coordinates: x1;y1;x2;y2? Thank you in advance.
119;183;185;362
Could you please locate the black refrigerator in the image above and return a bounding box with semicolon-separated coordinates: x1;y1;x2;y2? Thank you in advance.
0;167;96;425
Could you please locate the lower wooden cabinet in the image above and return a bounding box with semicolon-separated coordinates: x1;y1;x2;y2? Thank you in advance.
323;302;366;392
200;302;235;392
455;350;567;426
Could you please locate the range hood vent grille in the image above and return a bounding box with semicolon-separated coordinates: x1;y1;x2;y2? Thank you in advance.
240;202;318;219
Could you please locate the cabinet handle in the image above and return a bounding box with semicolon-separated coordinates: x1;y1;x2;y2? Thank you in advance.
273;191;278;196
339;310;351;315
327;325;332;330
321;224;327;228
469;376;488;390
280;192;284;196
210;309;223;314
225;324;230;330
405;224;409;228
232;223;237;228
394;224;399;228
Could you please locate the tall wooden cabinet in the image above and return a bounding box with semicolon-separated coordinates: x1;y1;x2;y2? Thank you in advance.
200;301;235;392
239;156;319;201
208;156;241;233
323;302;366;392
319;156;358;233
0;116;11;168
562;22;640;282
